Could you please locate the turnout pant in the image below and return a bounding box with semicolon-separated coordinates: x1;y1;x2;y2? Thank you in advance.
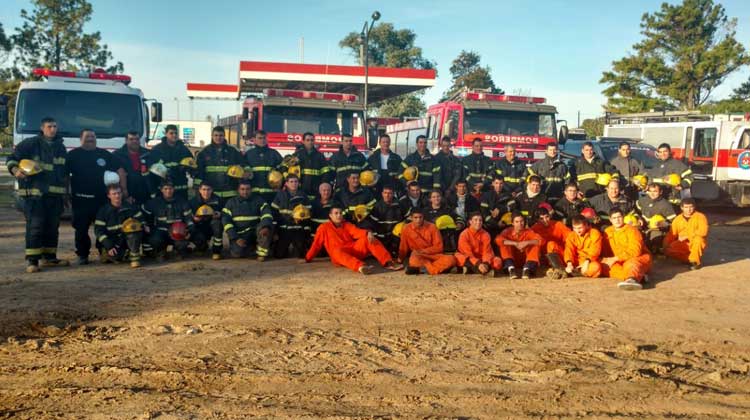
407;252;456;275
100;233;142;263
72;196;105;258
645;229;666;254
192;219;224;254
274;225;310;258
499;242;541;271
439;229;458;253
602;254;652;282
664;238;706;265
23;195;63;262
147;230;189;257
329;237;392;272
229;227;272;258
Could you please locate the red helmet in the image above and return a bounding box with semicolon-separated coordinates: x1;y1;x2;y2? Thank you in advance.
580;207;597;220
538;202;553;214
170;221;188;241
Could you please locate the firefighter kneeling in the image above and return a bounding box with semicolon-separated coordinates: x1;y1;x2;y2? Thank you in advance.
95;184;144;268
141;180;194;261
222;180;274;260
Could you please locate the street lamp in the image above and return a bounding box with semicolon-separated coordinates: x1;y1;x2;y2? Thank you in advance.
360;11;380;122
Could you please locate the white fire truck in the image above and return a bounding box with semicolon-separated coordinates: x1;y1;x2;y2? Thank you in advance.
604;112;750;206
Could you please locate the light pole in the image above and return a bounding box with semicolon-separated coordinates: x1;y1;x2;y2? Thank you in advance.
360;11;380;121
173;97;180;120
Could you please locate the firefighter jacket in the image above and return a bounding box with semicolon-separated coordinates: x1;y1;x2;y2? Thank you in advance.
194;142;246;199
330;145;369;191
311;198;336;232
403;150;441;192
528;156;570;199
480;189;512;226
508;190;548;223
7;134;67;197
424;205;462;225
446;191;481;223
221;195;273;241
494;157;527;194
141;195;194;232
588;193;634;223
434;151;463;191
462;152;494;188
369;199;404;237
146;138;193;195
367;149;406;192
636;195;676;224
94;202;144;250
292;145;334;199
245;145;283;198
189;193;221;220
554;197;590;227
337;187;377;225
564;229;602;265
272;189;311;230
646;157;694;205
398;193;428;220
610;155;644;188
575;156;619;198
113;145;152;204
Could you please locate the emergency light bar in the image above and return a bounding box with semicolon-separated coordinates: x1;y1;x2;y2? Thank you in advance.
263;88;358;102
463;91;545;104
33;68;132;85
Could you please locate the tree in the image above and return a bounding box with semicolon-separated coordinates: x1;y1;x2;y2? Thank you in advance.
580;118;604;138
600;0;749;112
442;50;501;100
339;22;435;118
11;0;123;77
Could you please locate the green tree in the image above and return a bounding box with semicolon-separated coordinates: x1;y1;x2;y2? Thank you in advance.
442;50;501;100
600;0;749;112
730;77;750;101
11;0;123;77
580;118;604;138
339;22;435;118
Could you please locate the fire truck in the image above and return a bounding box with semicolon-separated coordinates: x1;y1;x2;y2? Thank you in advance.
386;89;566;160
187;61;436;156
604;112;750;206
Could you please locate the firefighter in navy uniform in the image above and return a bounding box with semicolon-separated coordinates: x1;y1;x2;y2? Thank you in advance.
272;175;312;259
423;190;461;253
494;144;527;196
588;179;634;227
528;142;570;203
647;143;694;208
291;132;334;200
434;136;464;193
146;124;194;200
554;183;592;227
367;134;406;195
508;175;548;225
311;183;336;237
245;130;283;203
399;181;428;221
480;176;512;237
636;183;677;254
446;180;481;225
330;133;369;192
221;180;274;260
369;185;405;256
141;180;194;261
113;130;153;205
7;117;69;273
403;135;441;193
575;141;619;198
610;142;646;201
337;172;377;227
66;129;126;265
95;184;144;268
194;126;247;205
462;138;494;193
189;182;224;260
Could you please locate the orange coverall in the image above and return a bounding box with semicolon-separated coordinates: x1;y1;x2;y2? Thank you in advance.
455;227;500;269
603;224;652;282
306;221;392;271
398;222;456;275
531;220;571;255
663;212;708;265
564;228;603;278
495;227;542;268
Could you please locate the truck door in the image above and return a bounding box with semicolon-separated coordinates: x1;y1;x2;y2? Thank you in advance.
727;127;750;181
690;127;717;178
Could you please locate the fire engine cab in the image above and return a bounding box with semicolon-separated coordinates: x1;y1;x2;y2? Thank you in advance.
605;112;750;206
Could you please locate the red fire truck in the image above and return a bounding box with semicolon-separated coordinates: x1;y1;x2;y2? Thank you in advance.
387;90;565;160
187;61;435;156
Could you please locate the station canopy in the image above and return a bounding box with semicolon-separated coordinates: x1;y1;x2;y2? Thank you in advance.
186;60;436;103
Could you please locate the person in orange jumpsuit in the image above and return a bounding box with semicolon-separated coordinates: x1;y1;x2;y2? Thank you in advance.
531;206;572;279
663;198;708;270
398;208;456;275
602;207;652;291
496;212;543;279
305;206;403;274
564;215;603;278
454;212;500;275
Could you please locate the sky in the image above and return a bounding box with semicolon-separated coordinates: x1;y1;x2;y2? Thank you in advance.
2;0;750;126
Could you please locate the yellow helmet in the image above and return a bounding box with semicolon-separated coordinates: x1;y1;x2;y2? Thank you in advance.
195;204;214;217
500;212;513;226
665;173;681;187
359;170;379;187
353;204;369;222
149;163;169;178
292;204;311;222
180;157;197;169
403;166;418;182
268;170;284;189
287;165;301;178
121;218;143;233
435;215;457;230
18;159;42;176
632;174;648;190
392;221;405;237
595;172;613;186
227;165;245;179
648;214;666;230
623;214;639;226
282;155;299;167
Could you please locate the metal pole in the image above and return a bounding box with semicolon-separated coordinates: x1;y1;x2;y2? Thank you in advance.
364;28;369;120
174;98;180;120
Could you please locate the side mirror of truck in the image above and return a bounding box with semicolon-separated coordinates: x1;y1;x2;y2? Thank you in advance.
0;95;8;129
150;102;163;123
558;123;569;145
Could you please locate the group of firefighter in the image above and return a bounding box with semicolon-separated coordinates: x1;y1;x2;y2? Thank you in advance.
9;118;709;290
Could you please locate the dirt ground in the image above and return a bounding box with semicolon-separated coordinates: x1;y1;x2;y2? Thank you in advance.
0;205;749;419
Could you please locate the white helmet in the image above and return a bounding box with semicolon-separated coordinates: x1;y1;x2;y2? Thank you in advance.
149;163;169;178
103;170;120;186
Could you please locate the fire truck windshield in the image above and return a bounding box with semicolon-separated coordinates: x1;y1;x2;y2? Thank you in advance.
263;106;363;136
15;89;143;138
464;109;555;138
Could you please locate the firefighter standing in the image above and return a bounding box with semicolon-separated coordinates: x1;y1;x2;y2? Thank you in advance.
494;145;527;196
189;182;223;260
647;143;694;208
609;142;645;201
462;138;494;193
330;133;369;192
146;124;194;200
7;117;69;273
113;130;152;205
245;130;283;203
528;142;570;202
221;180;274;260
403;135;441;193
575;141;619;198
194;126;247;205
367;134;406;195
292;132;334;200
434;136;464;192
141;181;194;261
95;184;144;268
272;175;312;258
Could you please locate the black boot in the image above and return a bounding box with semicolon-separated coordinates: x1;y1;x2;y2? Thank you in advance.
545;253;568;279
